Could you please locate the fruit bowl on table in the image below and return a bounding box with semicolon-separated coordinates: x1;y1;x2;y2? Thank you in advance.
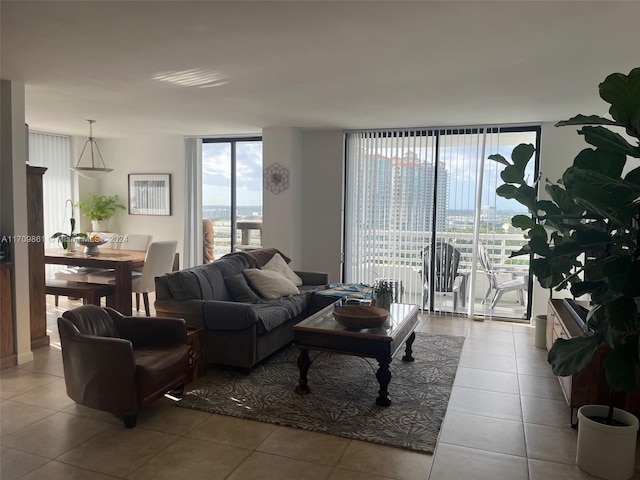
333;305;389;330
78;239;108;256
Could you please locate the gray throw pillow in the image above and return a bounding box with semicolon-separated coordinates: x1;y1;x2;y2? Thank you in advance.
224;273;261;303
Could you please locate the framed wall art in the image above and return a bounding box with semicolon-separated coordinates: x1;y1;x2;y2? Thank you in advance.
128;173;171;216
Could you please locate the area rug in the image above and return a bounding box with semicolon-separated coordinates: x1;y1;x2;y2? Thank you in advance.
176;332;464;453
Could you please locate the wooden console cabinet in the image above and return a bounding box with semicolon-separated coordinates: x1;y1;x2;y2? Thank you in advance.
547;298;640;414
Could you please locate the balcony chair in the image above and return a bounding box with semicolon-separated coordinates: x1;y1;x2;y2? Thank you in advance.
477;241;527;309
421;240;464;311
58;304;190;428
87;240;178;316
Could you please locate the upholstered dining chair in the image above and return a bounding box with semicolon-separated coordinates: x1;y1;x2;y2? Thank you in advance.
58;304;190;428
477;241;527;309
87;241;178;316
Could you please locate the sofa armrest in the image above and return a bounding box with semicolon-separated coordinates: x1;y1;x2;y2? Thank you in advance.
202;300;259;331
154;298;206;325
295;271;329;286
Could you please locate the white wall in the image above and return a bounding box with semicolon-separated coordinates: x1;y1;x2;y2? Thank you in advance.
79;135;186;263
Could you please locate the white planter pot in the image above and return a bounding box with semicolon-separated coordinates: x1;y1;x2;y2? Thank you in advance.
577;404;639;480
91;219;108;232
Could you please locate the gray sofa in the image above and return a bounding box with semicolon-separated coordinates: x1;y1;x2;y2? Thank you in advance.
154;249;332;370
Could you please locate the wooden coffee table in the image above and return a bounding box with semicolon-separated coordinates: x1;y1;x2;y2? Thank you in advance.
293;303;419;407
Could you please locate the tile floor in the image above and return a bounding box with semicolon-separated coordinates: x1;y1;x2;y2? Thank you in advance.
1;297;637;479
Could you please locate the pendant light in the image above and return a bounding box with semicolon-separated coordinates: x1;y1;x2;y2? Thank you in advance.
71;120;112;178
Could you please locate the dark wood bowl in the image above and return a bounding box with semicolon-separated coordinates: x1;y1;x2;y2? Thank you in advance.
333;305;389;329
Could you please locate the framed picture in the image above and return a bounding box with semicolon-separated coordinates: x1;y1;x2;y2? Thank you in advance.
128;173;171;216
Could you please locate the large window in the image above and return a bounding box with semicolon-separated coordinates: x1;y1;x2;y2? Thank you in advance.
345;126;540;320
202;137;263;257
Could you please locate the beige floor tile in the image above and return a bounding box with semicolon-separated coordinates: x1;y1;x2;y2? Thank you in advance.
453;367;519;394
1;411;112;459
528;458;602;479
328;467;395;480
464;328;514;344
128;436;251;480
186;414;277;449
0;446;49;480
0;400;57;436
521;395;573;428
337;440;433;480
458;350;517;374
516;355;556;377
60;403;122;425
518;374;566;401
10;377;75;411
467;319;514;332
524;423;578;464
133;397;210;435
514;341;548;360
513;329;535;343
257;426;350;466
227;451;333;480
429;443;528;480
17;351;65;377
417;324;468;336
438;411;526;457
0;369;60;399
447;386;522;421
56;425;178;477
18;459;121;479
462;338;515;357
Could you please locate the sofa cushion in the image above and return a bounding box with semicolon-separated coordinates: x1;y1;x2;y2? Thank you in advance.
165;256;246;301
225;274;261;303
262;253;303;286
244;268;300;299
254;293;311;331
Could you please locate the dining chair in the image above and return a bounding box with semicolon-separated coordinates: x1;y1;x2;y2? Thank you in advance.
87;241;178;316
477;241;527;309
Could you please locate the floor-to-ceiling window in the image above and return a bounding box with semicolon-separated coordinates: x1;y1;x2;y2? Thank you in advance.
202;137;263;257
344;126;540;321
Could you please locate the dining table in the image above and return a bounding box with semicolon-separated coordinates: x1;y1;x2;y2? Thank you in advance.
45;248;146;315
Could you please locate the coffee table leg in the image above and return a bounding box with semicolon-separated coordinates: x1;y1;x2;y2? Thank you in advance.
295;349;311;395
375;356;392;407
402;331;416;362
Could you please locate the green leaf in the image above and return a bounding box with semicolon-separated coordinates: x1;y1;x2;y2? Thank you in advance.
536;200;561;216
579;126;640;158
603;339;640;392
488;153;510;167
511;143;535;172
511;215;534;230
556;114;624;127
573;148;626;178
500;165;525;184
599;67;640;135
624;166;640;185
604;297;639;331
496;184;518;200
570;281;606;297
548;335;602;377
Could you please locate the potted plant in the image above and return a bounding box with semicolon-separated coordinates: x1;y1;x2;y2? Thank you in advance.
373;279;395;310
75;193;125;231
51;217;88;252
490;66;640;480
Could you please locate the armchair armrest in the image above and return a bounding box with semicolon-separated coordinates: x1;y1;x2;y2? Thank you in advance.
202;300;259;331
58;317;137;414
105;307;187;347
295;271;329;286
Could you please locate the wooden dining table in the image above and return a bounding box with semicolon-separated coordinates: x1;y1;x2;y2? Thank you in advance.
45;248;146;315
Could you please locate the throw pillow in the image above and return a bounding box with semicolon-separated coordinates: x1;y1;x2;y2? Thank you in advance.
224;273;261;303
262;253;303;286
244;268;300;299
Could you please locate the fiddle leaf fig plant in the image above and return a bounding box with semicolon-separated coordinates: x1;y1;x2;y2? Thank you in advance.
490;67;640;402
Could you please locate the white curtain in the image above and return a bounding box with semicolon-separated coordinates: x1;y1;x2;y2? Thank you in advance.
28;131;72;277
183;137;203;268
344;127;538;320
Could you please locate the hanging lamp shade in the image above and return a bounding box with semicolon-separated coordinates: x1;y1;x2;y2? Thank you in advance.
71;120;112;178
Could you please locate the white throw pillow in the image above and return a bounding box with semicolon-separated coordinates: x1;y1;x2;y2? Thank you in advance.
262;253;303;286
244;268;300;299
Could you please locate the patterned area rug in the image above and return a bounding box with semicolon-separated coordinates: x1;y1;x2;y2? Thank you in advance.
176;332;464;453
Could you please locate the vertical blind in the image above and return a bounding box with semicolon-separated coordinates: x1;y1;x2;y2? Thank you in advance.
344;126;538;319
28;131;72;277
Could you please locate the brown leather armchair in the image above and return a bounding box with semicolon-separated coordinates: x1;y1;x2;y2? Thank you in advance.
58;305;191;428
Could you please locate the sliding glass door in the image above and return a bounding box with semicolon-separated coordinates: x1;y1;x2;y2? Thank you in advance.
202;137;262;257
344;126;540;320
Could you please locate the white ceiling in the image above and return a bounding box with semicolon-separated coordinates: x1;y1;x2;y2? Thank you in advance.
2;1;639;138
